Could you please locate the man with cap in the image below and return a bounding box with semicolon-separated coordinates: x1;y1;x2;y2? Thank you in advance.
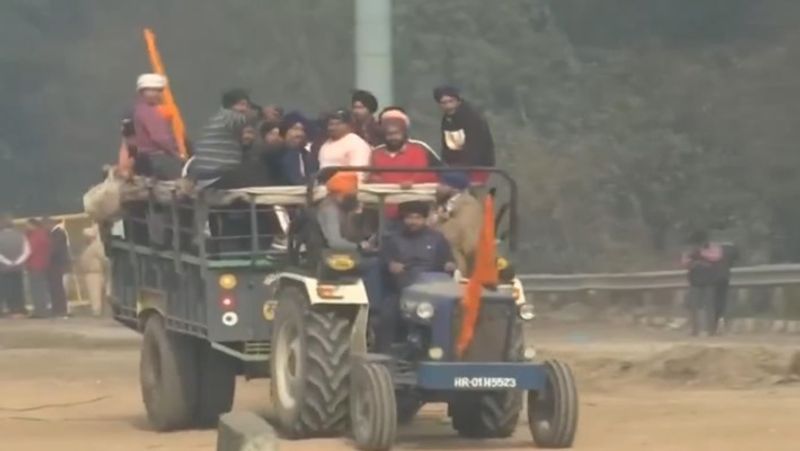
433;85;496;185
384;201;456;286
186;88;252;188
433;171;483;276
318;109;372;180
133;73;182;180
352;90;382;147
377;201;455;351
0;213;30;318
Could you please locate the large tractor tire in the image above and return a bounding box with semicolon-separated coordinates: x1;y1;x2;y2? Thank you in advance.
350;361;397;451
451;322;524;438
140;315;199;431
194;344;238;428
271;286;354;438
528;359;578;448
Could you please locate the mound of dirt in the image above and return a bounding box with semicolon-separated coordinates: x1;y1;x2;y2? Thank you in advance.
569;345;800;388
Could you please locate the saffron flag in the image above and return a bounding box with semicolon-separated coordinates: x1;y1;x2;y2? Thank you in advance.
143;28;188;160
456;195;499;357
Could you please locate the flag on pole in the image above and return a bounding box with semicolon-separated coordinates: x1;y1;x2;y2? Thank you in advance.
456;195;499;357
143;28;188;160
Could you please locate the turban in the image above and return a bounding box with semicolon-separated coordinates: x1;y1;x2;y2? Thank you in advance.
279;111;308;136
440;171;470;190
379;107;410;127
137;73;167;90
352;90;379;113
398;201;430;217
326;171;359;196
433;85;461;102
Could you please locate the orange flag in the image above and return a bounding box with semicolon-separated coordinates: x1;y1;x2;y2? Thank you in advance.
143;28;188;160
456;195;499;357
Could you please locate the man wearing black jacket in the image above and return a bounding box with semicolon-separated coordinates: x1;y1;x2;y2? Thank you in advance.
434;86;495;185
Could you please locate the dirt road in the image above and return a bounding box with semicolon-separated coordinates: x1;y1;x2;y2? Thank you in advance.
2;318;800;451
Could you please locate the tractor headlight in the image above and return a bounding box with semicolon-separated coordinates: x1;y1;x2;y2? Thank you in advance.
518;303;535;321
416;302;435;320
218;274;238;290
326;254;356;271
428;347;444;360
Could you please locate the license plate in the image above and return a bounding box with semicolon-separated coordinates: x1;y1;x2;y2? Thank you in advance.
453;376;517;389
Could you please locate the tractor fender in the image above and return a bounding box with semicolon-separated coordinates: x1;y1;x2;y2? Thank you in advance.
263;273;369;306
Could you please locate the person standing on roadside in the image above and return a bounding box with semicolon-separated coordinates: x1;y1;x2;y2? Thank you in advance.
78;226;108;317
25;219;52;319
0;214;30;318
434;86;495;185
45;218;70;318
681;230;725;337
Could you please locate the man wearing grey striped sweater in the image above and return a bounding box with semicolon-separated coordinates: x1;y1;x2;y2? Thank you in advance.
186;89;252;187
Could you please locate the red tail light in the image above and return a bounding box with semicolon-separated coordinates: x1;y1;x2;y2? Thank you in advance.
219;294;236;310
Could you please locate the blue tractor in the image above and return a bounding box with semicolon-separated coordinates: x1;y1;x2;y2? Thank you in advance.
337;168;579;450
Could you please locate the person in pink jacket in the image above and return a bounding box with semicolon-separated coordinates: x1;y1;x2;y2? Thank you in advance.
318;109;371;180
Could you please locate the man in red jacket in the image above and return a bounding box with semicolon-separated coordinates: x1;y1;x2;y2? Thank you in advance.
25;218;52;318
370;118;440;230
370;118;439;185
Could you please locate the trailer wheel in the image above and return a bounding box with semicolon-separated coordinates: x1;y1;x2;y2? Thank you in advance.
350;361;397;451
194;344;238;428
139;315;199;431
528;359;578;448
451;322;524;438
271;286;354;438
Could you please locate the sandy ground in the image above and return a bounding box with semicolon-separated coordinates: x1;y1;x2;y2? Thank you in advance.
2;318;800;451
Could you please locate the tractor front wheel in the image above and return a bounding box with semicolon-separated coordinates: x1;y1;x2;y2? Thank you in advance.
528;359;578;448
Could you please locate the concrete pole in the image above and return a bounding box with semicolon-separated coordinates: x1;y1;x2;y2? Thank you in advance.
354;0;394;106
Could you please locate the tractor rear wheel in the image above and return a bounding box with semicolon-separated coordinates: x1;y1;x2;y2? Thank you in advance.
350;361;397;451
271;286;354;438
528;359;578;448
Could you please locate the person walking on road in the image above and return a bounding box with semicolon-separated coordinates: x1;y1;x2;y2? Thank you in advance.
681;230;725;336
25;218;52;319
78;225;108;317
0;214;30;318
45;217;70;317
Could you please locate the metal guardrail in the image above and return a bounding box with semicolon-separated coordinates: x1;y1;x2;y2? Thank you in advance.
517;264;800;292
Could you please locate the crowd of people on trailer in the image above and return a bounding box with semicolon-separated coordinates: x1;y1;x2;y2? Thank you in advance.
119;73;496;189
114;73;498;348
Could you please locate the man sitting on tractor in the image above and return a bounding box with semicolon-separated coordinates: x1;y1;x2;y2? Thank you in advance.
432;171;482;276
316;171;383;307
378;201;456;351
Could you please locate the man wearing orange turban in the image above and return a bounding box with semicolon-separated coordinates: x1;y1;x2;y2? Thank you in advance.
317;171;383;313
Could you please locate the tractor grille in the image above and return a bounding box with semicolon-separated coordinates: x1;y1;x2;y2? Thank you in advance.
243;341;271;357
455;301;514;362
